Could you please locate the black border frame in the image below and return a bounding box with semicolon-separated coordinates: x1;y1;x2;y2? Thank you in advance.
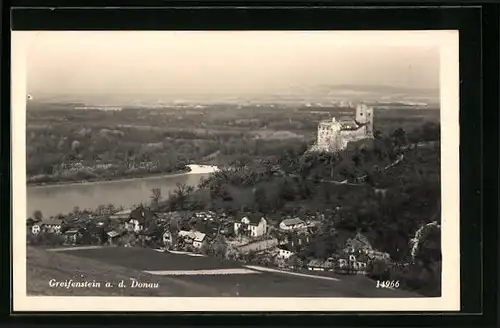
2;2;498;327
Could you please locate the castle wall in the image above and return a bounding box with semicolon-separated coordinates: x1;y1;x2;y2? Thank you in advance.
339;126;368;148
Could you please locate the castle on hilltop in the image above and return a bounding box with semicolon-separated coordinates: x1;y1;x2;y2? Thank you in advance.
309;103;374;153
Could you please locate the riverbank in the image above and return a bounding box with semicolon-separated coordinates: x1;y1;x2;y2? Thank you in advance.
27;164;219;189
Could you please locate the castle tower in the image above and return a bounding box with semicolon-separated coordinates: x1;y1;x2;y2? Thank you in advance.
355;103;374;137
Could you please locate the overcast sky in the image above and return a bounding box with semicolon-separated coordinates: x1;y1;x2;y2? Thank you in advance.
26;31;440;100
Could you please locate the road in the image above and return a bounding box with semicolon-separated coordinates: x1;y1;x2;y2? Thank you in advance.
46;246;421;298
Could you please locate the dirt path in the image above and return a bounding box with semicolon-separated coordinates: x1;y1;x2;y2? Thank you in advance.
244;265;341;281
46;245;105;252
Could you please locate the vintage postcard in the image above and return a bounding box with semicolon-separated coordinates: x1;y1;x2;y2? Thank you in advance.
12;30;459;312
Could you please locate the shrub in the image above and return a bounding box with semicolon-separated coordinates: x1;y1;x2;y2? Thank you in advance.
27;232;65;246
367;259;392;280
381;260;442;297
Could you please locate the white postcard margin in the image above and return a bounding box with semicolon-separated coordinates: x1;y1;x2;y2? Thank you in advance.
11;30;460;312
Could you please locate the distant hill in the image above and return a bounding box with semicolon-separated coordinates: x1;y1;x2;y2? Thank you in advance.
316;84;438;95
27;101;87;111
27;84;439;109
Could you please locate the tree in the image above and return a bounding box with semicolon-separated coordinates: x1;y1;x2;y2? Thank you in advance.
286;254;304;269
253;187;268;214
208;234;228;259
106;204;116;214
32;210;43;222
168;183;195;210
225;245;239;261
410;221;441;266
279;179;296;202
150;188;162;210
391;128;408;149
96;205;106;215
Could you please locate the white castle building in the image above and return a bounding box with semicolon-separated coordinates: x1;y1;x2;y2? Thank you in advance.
309;103;374;153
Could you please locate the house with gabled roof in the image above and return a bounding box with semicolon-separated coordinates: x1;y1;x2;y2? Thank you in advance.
276;244;295;260
106;230;124;245
307;259;328;271
177;230;207;249
32;218;63;234
126;205;156;233
109;208;132;221
234;213;267;238
63;227;90;245
279;217;306;231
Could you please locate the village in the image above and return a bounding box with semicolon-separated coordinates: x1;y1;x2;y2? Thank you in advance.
26;204;392;277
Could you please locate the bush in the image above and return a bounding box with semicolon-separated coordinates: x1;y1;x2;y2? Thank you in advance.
27;232;65;246
367;259;392;280
377;260;441;297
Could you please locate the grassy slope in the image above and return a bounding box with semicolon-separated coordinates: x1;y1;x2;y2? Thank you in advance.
29;247;421;298
26;247;224;297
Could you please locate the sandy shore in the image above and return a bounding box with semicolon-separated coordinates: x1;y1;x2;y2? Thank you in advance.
27;164;219;189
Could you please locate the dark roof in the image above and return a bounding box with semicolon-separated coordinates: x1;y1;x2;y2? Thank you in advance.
307;259;326;268
277;244;295;252
129;206;155;223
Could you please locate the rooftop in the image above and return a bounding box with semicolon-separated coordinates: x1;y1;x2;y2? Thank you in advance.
277;244;295;252
109;209;132;220
280;218;305;227
107;231;121;238
178;230;206;242
130;206;155;223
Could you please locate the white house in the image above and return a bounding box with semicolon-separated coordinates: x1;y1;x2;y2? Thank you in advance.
163;231;173;246
32;219;63;234
31;224;41;235
192;232;207;249
234;214;267;238
125;206;155;233
126;219;144;233
277;247;294;260
178;230;207;249
279;218;306;231
336;254;368;274
193;211;216;222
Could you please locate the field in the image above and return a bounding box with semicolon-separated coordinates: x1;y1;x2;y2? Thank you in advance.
27;246;421;298
26;246;221;296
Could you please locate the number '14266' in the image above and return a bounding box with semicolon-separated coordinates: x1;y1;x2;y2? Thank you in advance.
376;280;400;288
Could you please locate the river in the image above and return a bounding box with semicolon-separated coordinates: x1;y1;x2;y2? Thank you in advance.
26;165;217;218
